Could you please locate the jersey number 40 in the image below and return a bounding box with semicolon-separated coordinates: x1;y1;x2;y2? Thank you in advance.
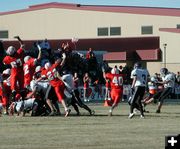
112;76;123;86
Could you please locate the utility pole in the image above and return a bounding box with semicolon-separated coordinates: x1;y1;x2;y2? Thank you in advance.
163;43;167;68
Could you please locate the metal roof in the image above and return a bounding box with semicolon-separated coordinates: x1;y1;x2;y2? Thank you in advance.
1;2;180;17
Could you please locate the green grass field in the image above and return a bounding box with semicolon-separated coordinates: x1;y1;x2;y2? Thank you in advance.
0;103;180;149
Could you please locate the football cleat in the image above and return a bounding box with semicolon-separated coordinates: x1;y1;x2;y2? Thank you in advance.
128;113;135;119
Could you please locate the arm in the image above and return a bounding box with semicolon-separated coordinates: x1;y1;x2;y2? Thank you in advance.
56;71;62;80
14;36;25;50
25;89;36;99
36;44;42;61
131;76;137;89
0;82;5;97
60;53;66;67
73;77;79;82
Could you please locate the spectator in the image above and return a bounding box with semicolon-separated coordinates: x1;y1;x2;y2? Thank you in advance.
176;71;180;84
39;39;51;66
83;72;91;102
86;48;95;60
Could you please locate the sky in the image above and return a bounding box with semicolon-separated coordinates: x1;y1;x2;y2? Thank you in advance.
0;0;180;12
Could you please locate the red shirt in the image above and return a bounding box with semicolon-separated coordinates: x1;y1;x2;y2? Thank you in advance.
105;73;124;90
3;48;24;76
23;58;36;86
44;63;64;87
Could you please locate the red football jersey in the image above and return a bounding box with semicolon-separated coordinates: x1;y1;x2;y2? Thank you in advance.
23;58;36;87
45;63;64;87
3;48;24;75
105;73;124;89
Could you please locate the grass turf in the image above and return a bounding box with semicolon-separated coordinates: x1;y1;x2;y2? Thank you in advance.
0;103;180;149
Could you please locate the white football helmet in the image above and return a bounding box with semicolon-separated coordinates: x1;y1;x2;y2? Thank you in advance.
2;68;11;75
44;62;51;70
24;56;31;63
35;66;41;73
111;68;119;74
150;76;158;83
6;46;16;56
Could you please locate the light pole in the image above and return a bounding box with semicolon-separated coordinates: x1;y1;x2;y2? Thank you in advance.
163;43;167;68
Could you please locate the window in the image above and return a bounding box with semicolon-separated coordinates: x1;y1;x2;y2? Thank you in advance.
141;26;153;34
177;24;180;29
110;27;121;36
0;30;8;38
97;27;108;36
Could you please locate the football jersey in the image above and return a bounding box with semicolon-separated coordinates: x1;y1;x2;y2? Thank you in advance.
44;63;63;87
14;98;35;113
131;68;149;87
105;73;124;89
3;48;24;75
61;74;74;92
162;73;175;88
24;58;37;86
30;80;49;95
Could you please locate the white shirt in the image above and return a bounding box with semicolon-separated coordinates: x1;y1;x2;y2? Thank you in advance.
162;73;175;88
30;80;49;94
15;98;35;112
61;74;75;92
131;68;150;87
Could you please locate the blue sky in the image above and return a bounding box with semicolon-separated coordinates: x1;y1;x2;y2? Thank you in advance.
0;0;180;12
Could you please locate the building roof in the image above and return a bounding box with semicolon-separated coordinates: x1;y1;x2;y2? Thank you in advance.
159;28;180;33
103;52;127;61
1;2;180;17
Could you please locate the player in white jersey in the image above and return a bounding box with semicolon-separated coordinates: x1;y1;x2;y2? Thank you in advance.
156;68;175;113
61;72;94;115
28;73;59;116
128;62;150;119
9;97;37;116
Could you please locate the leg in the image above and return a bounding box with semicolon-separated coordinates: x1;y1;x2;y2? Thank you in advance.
73;90;94;115
156;88;172;113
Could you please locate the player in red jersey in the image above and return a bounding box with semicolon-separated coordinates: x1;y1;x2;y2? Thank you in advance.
0;69;11;115
23;44;42;89
103;66;124;116
40;53;71;117
3;36;26;101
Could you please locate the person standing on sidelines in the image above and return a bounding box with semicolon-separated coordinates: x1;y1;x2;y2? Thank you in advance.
103;66;125;116
83;73;91;102
128;62;150;119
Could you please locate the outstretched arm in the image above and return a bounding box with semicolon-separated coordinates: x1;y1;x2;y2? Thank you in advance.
36;44;42;60
14;36;25;50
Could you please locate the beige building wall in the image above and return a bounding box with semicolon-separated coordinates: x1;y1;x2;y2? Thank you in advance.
147;62;163;76
159;31;180;73
0;8;180;40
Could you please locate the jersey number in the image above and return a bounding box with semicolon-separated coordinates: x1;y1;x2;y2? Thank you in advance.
112;76;123;86
24;64;29;75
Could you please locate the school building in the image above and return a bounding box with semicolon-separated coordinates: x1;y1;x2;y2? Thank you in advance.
0;2;180;75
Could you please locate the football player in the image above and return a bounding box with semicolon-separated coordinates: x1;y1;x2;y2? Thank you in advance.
40;53;71;117
103;66;125;116
3;36;26;101
62;72;95;116
156;68;175;113
129;62;150;119
0;69;11;114
23;44;42;89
